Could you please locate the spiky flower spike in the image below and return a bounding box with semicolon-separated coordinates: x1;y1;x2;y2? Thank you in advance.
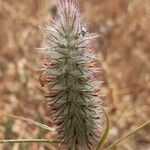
39;0;103;149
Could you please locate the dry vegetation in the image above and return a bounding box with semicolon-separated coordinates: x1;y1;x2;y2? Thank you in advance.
0;0;149;150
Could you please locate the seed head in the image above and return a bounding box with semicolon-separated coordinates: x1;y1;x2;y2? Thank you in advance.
39;0;103;149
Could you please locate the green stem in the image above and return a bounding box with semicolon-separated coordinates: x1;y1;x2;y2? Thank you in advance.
106;120;150;150
96;108;109;150
0;139;59;144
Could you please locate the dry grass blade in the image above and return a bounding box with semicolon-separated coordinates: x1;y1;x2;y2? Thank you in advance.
106;120;150;149
6;115;55;132
0;0;38;26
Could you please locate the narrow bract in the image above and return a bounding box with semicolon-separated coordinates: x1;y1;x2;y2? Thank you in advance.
39;0;103;149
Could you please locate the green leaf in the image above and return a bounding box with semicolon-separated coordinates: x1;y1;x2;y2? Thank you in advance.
6;115;55;132
106;120;150;150
95;108;109;150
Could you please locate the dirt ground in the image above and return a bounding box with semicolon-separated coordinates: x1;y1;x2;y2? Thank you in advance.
0;0;149;150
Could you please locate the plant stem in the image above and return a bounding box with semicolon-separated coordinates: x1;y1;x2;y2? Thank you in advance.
0;139;59;144
95;108;109;150
106;120;150;150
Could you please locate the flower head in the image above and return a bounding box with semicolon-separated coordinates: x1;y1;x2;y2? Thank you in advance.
39;0;103;149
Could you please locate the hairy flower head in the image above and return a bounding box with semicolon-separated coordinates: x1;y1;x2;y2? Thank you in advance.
39;0;103;149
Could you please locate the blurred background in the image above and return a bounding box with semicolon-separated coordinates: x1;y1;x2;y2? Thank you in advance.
0;0;149;149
